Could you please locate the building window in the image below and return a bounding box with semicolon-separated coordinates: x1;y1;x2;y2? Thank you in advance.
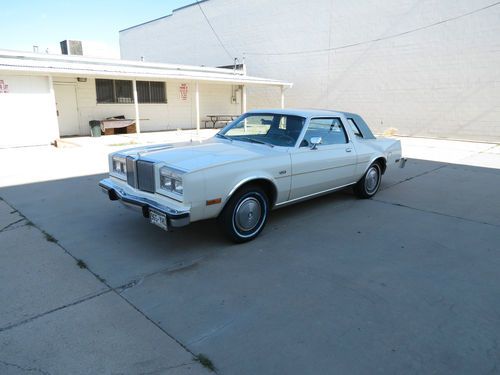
95;79;115;103
114;80;133;103
137;81;167;103
96;79;166;104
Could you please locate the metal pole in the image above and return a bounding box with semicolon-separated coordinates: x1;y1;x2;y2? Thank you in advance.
241;85;247;113
132;80;141;134
195;82;200;134
48;75;60;140
280;86;285;109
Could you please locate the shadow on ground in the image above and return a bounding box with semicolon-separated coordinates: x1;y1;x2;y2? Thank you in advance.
1;158;499;374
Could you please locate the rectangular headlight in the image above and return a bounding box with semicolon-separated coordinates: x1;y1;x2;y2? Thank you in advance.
159;167;183;196
111;156;127;179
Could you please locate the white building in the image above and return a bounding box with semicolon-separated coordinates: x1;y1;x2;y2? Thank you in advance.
120;0;500;142
0;50;290;148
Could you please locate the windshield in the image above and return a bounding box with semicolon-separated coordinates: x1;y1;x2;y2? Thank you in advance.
218;113;306;147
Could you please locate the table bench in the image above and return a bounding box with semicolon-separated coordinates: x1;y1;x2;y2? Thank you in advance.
204;114;239;128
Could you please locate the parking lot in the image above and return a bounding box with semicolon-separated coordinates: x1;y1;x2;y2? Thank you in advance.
1;133;499;374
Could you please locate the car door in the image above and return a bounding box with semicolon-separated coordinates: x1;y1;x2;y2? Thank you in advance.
289;117;357;200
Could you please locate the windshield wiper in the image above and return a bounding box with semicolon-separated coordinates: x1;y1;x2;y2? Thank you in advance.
215;133;232;141
238;137;274;147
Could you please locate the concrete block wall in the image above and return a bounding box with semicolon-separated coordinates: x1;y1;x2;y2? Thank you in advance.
120;0;500;142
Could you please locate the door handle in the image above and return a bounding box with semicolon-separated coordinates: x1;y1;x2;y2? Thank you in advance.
345;147;352;153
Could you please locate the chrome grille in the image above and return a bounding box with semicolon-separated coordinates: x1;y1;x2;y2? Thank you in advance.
136;160;155;193
126;156;136;187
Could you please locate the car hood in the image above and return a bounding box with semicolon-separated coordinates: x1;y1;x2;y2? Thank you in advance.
117;138;284;172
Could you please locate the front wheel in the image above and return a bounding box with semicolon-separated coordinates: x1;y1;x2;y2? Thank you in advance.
219;185;269;243
354;162;382;199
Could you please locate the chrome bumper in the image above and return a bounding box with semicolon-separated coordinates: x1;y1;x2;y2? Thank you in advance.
99;178;190;229
396;157;408;168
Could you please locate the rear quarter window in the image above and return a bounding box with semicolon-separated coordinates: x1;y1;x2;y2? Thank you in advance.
347;118;363;138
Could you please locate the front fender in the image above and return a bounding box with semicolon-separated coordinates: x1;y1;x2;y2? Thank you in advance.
205;159;291;218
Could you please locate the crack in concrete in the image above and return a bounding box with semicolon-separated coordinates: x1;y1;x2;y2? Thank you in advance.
0;359;51;375
380;163;447;191
117;256;208;295
138;361;197;374
0;218;26;233
372;199;500;228
0;289;112;333
0;197;217;373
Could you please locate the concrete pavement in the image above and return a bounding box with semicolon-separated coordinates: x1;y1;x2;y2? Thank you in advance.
0;132;499;374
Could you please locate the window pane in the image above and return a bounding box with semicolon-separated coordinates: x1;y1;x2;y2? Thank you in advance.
347;118;362;137
137;81;150;103
114;80;133;103
150;81;166;103
96;79;114;103
303;118;347;145
222;114;305;147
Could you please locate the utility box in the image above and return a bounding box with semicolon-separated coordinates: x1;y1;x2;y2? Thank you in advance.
60;40;83;56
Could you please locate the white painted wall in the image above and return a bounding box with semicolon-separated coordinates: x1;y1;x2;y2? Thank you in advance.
0;74;59;148
120;0;500;142
52;77;241;136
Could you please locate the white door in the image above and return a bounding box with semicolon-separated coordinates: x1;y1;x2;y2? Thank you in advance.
54;84;80;136
290;117;357;199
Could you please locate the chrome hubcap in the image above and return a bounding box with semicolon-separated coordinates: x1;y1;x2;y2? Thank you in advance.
365;166;380;193
235;197;262;232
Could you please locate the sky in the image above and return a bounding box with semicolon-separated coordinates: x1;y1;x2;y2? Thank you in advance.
0;0;194;56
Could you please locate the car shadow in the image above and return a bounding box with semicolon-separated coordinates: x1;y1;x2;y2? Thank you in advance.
0;157;499;288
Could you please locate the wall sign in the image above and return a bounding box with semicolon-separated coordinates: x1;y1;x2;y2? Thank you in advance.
179;83;188;100
0;80;9;93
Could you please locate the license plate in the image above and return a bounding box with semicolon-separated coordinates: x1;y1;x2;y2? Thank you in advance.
149;209;168;231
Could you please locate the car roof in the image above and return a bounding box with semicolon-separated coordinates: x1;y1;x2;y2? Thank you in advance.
245;108;376;139
247;108;355;118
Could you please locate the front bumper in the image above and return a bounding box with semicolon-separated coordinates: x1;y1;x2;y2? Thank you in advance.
99;178;190;229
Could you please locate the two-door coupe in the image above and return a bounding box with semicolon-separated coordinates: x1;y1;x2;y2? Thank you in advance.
100;109;405;242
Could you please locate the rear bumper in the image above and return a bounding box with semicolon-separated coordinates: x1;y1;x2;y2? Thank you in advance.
396;157;407;168
99;178;190;229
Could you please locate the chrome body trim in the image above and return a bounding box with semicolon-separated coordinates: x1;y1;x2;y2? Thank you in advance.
226;176;277;203
99;178;190;229
274;182;356;208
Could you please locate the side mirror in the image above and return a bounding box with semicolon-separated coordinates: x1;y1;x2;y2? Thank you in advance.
310;137;322;150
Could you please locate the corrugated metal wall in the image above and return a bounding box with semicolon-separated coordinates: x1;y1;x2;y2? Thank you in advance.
120;0;500;142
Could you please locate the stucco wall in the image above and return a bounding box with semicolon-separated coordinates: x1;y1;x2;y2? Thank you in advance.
0;74;59;148
120;0;500;142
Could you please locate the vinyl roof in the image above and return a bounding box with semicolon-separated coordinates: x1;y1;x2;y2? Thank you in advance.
0;50;292;87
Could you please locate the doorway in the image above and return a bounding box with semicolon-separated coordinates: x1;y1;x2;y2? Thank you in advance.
54;84;80;136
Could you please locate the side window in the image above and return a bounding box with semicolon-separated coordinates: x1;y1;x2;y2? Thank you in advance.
347;118;362;138
302;118;348;146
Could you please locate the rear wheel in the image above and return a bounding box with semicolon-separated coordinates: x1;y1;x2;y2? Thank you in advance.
354;162;382;199
219;185;269;243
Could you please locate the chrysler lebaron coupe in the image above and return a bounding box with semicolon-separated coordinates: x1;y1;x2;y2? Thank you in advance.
100;109;405;242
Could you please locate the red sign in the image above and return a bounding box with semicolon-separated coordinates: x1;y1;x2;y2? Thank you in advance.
179;83;188;100
0;80;8;93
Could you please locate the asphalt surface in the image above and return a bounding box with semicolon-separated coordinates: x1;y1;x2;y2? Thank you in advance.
0;137;499;374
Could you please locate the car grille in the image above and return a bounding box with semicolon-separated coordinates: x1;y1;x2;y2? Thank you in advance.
126;157;136;187
136;160;155;193
125;157;155;193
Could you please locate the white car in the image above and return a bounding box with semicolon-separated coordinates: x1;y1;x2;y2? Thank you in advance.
100;109;405;242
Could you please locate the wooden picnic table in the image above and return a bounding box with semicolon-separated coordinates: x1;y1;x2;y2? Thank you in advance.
205;114;240;128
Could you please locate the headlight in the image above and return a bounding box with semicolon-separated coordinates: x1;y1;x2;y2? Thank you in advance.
159;167;183;195
111;156;127;179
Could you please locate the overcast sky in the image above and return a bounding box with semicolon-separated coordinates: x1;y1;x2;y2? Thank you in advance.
0;0;193;55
